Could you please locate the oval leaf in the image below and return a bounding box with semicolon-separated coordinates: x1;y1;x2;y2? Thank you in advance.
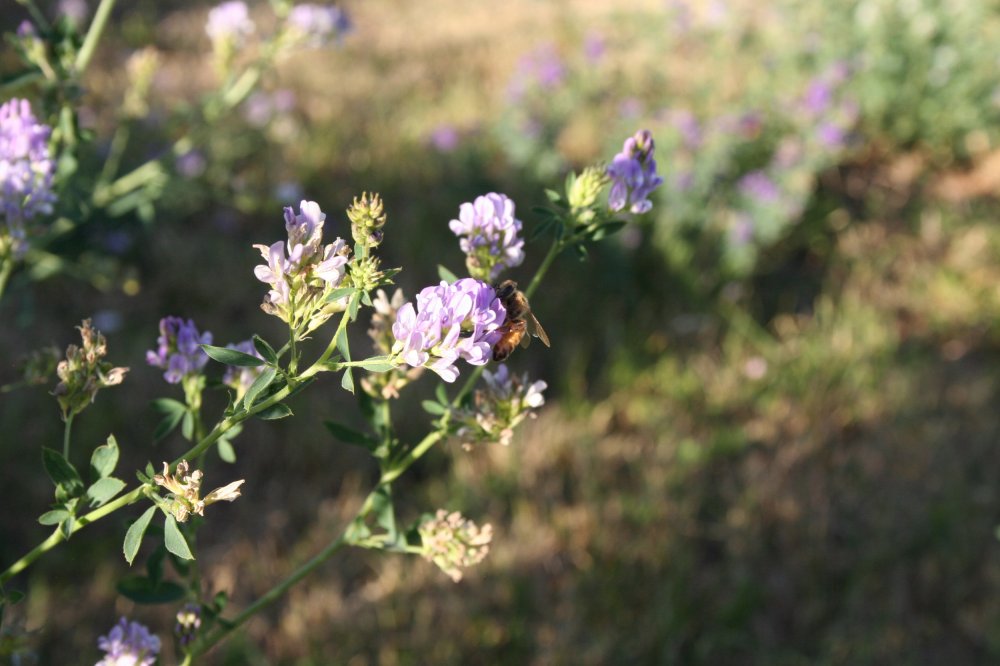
42;448;83;494
241;366;277;409
38;509;70;526
217;439;236;463
201;344;266;367
256;403;293;420
163;515;194;560
421;400;448;416
87;477;126;507
324;421;377;448
356;356;397;373
90;435;119;479
437;264;458;283
124;505;157;565
252;335;278;364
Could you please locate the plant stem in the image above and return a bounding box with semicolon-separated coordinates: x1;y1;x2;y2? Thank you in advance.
191;535;346;657
0;485;145;584
524;236;563;300
62;412;74;459
0;258;13;304
74;0;117;73
0;381;294;584
381;431;444;485
299;293;361;379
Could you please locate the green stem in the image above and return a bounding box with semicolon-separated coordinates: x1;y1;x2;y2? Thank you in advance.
191;535;346;657
381;431;444;485
0;485;145;584
0;381;293;584
62;413;74;459
524;236;563;300
74;0;117;73
0;257;13;304
299;292;362;380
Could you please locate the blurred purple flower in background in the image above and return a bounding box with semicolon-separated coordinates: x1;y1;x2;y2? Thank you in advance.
0;98;55;255
96;617;161;666
146;317;213;384
206;1;255;45
391;278;506;382
738;170;780;204
428;124;460;152
286;4;352;47
175;149;206;178
449;192;525;281
57;0;90;27
583;31;606;63
508;43;566;101
607;129;664;214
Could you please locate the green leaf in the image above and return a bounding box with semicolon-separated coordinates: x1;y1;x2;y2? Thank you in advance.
529;217;555;242
163;515;194;560
252;335;278;364
341;368;355;393
217;439;236;463
590;220;627;241
256;403;293;420
530;205;558;218
124;506;157;565
241;366;277;409
437;264;458;283
545;188;562;203
355;356;397;372
421;400;448;416
325;421;378;448
2;589;24;606
181;410;194;441
116;576;186;604
86;477;126;507
60;515;75;539
201;344;266;367
325;286;357;304
574;244;589;261
361;290;373;307
152;398;187;442
42;448;83;496
38;509;70;526
90;435;119;479
348;293;361;321
435;383;449;405
372;486;398;543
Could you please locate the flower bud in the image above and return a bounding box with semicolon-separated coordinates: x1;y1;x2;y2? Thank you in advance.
346;192;387;248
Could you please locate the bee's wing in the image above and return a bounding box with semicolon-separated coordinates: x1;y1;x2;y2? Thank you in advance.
527;311;551;347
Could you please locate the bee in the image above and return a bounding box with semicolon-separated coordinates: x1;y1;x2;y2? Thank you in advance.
492;279;550;362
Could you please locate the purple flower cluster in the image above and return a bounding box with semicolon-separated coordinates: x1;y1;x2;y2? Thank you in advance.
205;1;255;44
96;617;161;666
391;278;506;382
607;129;663;214
146;317;213;384
0;98;55;253
449;193;525;281
286;4;352;47
253;200;349;324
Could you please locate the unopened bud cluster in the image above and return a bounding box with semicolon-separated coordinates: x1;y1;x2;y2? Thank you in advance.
455;365;546;449
153;460;245;523
346;192;387;249
418;509;493;582
174;603;202;647
53;319;129;420
567;166;608;223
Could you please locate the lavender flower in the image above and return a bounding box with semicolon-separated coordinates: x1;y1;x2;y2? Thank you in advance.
508;43;565;101
222;340;264;398
455;365;547;448
583;31;606;63
449;193;525;281
146;317;212;384
252;200;350;331
286;4;352;47
391;278;506;382
0;98;55;257
607;129;663;214
96;617;160;666
206;1;255;45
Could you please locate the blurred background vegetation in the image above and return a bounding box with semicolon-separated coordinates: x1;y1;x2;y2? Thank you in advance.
3;0;1000;663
